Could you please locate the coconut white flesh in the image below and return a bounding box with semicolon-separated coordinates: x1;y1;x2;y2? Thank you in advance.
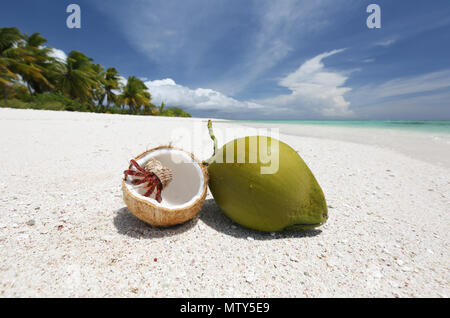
124;149;204;210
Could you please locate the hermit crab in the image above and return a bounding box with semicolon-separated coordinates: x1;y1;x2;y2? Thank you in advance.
123;158;172;203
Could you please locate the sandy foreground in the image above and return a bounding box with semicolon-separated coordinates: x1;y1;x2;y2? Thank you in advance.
0;108;449;297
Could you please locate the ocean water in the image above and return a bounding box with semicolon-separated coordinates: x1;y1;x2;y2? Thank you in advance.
239;120;450;135
233;119;450;167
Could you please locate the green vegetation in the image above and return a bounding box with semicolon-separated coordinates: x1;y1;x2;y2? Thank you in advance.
0;27;191;117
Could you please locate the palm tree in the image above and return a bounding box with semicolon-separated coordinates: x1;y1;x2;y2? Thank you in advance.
118;76;152;114
58;50;100;105
19;32;55;95
0;28;33;100
90;63;106;110
0;52;18;102
103;67;120;109
158;101;165;114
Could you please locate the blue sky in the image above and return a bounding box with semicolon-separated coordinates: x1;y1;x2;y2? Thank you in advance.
2;0;450;119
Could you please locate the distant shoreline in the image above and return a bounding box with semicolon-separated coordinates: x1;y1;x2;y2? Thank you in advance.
235;120;450;169
2;107;448;168
234;119;450;135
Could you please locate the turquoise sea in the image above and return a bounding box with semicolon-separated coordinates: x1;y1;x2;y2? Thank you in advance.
239;120;450;134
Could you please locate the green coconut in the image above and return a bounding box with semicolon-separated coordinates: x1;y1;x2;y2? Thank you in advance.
206;121;328;232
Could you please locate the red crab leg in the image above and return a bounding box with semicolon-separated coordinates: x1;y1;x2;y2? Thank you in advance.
141;174;160;185
152;174;160;183
143;184;156;197
124;170;147;177
155;184;163;203
129;159;146;172
124;159;151;181
131;178;155;186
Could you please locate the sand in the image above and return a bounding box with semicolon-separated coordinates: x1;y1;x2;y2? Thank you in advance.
0;108;448;297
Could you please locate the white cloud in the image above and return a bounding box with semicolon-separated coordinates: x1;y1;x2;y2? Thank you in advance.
117;75;127;86
347;69;450;119
144;78;264;112
351;69;450;106
369;69;450;99
48;48;67;62
353;90;450;120
374;39;396;47
259;49;353;117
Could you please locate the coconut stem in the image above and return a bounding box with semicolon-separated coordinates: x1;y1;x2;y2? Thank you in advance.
208;120;218;156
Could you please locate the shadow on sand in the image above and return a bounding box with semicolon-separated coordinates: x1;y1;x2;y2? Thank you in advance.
113;207;197;239
198;199;322;240
113;199;322;240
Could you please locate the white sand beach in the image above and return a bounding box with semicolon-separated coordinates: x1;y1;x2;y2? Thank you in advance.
0;108;449;297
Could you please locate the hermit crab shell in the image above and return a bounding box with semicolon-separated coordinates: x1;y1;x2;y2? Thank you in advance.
122;146;208;226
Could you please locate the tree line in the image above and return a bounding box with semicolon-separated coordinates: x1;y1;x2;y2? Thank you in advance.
0;27;191;117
